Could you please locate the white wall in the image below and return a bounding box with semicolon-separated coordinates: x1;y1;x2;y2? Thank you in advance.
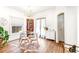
0;7;26;41
8;16;26;41
65;7;77;46
33;8;57;40
55;6;65;43
33;7;66;42
7;8;26;41
55;6;77;45
0;7;9;29
0;7;77;45
77;7;79;45
33;6;77;47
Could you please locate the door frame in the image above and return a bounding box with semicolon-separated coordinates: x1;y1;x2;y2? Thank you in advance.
57;13;64;43
35;17;46;38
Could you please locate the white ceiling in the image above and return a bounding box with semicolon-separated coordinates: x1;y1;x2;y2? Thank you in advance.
7;6;55;16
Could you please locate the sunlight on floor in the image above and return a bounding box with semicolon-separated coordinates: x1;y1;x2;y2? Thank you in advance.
38;38;47;52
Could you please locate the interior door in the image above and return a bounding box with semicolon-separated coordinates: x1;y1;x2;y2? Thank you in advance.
36;19;41;38
40;19;46;38
36;18;46;38
58;13;64;42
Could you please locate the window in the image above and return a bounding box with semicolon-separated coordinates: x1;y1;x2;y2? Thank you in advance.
36;17;46;38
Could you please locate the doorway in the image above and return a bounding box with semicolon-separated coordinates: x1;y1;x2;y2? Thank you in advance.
57;13;64;42
36;18;46;38
36;19;41;38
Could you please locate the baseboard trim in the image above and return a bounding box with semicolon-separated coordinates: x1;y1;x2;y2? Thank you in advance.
8;38;19;43
59;41;64;43
46;38;64;43
65;43;79;48
46;38;55;40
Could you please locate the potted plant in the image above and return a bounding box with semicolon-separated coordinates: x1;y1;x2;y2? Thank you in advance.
0;26;9;48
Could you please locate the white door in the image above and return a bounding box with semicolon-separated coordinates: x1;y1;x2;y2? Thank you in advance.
36;18;46;38
40;19;46;38
58;13;64;42
36;20;41;37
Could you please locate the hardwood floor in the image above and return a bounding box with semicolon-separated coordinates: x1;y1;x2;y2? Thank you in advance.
0;39;64;53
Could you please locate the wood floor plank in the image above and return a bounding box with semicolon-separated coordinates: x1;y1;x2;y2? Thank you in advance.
0;39;64;53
